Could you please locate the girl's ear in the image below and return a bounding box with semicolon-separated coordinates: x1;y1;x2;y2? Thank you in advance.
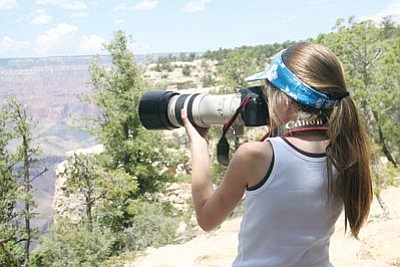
285;98;295;111
286;99;300;120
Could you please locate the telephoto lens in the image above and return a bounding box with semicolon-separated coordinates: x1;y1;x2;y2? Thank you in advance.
138;86;268;131
138;90;242;130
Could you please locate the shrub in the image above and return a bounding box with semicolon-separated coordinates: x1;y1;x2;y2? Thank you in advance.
201;74;215;87
31;223;115;267
182;65;191;76
123;201;179;251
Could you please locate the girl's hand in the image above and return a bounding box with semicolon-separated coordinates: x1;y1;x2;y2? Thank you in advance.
181;109;210;146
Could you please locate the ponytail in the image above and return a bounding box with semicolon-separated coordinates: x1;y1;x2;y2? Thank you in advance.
326;97;373;238
274;42;373;238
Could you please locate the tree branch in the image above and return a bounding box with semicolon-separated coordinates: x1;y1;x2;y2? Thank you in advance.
30;167;49;183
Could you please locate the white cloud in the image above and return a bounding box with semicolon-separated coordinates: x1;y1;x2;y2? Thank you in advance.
0;0;19;9
0;36;30;57
133;0;158;10
114;0;158;11
79;35;105;54
35;23;78;55
182;0;210;13
31;9;52;25
35;0;87;10
361;0;400;23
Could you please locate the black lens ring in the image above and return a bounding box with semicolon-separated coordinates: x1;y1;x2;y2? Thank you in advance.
174;94;189;126
187;93;200;127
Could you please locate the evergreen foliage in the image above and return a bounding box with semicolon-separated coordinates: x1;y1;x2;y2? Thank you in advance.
0;103;22;267
81;31;174;195
0;98;42;267
202;42;297;93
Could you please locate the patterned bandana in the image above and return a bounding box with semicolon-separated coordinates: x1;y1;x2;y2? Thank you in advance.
245;50;340;109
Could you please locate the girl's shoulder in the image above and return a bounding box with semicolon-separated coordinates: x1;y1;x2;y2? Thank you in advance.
235;141;274;189
237;141;272;159
234;141;273;172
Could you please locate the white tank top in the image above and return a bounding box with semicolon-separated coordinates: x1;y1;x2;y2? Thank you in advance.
232;137;343;267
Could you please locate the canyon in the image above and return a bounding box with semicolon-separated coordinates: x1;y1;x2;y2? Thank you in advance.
0;55;109;232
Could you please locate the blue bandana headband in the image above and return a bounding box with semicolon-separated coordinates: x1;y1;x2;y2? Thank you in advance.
245;50;341;109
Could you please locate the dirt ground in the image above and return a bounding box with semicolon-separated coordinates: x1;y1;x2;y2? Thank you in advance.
127;186;400;267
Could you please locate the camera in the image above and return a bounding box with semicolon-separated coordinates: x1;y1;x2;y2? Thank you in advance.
138;86;269;134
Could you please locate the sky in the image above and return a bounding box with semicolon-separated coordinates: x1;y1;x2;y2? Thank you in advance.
1;0;399;58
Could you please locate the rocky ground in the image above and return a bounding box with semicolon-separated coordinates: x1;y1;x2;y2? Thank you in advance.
127;186;400;267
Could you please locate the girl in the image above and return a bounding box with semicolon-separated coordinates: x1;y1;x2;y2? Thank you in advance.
181;42;373;267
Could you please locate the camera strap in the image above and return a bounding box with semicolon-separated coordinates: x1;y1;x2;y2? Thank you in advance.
259;118;329;142
217;95;253;166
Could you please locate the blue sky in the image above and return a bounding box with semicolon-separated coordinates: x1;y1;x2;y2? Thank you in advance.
1;0;399;58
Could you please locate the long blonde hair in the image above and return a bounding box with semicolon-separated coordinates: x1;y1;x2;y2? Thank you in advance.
266;42;373;238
